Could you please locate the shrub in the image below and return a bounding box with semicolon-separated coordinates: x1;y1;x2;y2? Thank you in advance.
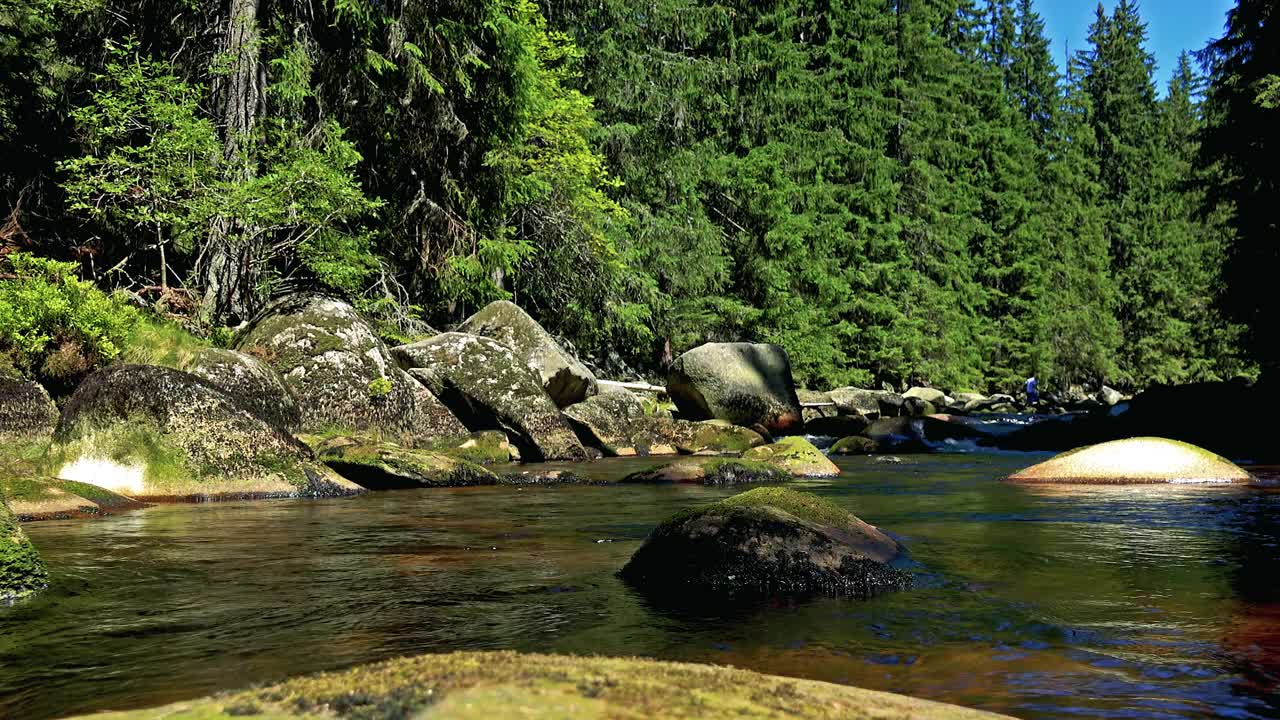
0;253;139;385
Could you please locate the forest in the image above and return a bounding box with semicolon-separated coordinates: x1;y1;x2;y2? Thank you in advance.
0;0;1276;394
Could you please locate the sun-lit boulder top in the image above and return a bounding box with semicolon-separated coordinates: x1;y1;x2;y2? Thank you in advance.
71;650;1010;719
1006;436;1252;485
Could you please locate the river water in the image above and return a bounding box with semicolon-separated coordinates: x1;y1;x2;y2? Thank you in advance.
3;453;1280;719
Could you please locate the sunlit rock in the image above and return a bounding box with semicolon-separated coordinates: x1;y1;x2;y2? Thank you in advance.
1006;437;1252;485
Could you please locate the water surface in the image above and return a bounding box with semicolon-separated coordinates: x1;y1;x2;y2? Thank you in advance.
3;453;1279;719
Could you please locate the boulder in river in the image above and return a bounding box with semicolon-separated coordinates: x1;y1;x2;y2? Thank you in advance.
235;294;465;441
1006;437;1252;485
0;378;57;442
904;386;949;406
185;348;302;433
63;650;1008;720
457;300;597;408
565;392;764;457
666;342;803;435
392;333;586;461
803;414;870;439
317;437;497;489
621;458;791;485
620;487;910;599
50;365;362;500
828;386;904;419
743;436;840;478
1;492;47;602
866;415;989;452
829;436;880;455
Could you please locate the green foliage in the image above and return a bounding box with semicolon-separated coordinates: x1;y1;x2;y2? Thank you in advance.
118;316;210;370
0;253;139;382
367;376;393;398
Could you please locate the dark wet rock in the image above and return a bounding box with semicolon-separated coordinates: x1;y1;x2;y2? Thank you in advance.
902;396;935;417
666;343;803;435
620;487;910;599
621;458;790;485
1006;437;1252;485
865;415;989;453
50;365;361;500
185;348;302;432
235;294;465;441
0;378;57;442
803;414;871;438
1;490;48;602
392;333;585;461
457;301;597;408
742;436;840;477
829;436;880;455
317;437;497;488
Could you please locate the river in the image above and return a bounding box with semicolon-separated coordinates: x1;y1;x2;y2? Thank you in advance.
3;452;1279;719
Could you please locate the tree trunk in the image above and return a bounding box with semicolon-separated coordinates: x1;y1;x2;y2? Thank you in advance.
201;0;262;323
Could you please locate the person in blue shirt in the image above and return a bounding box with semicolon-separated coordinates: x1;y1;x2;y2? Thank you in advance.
1025;376;1039;405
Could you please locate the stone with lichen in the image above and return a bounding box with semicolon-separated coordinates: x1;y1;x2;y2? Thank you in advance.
392;332;586;461
235;294;465;442
185;347;302;432
0;378;58;442
666;342;803;435
564;391;765;457
457;300;597;408
743;436;840;477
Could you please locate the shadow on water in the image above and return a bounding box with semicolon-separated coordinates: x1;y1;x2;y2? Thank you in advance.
2;453;1280;719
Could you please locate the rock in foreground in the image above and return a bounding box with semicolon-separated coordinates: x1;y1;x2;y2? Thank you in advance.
621;487;909;599
458;300;597;407
667;342;803;435
72;650;1005;720
51;365;361;500
1;493;47;603
1006;437;1252;485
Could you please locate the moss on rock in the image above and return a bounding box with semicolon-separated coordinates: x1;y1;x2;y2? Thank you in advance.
69;650;1006;719
457;300;598;408
1;492;47;603
743;436;839;478
49;365;362;501
621;487;909;599
1006;436;1253;485
622;458;790;485
830;436;879;455
317;437;497;489
185;348;303;433
392;333;585;461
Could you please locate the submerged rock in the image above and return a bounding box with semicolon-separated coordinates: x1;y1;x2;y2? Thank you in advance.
620;487;910;599
236;294;465;441
50;365;361;501
0;378;57;442
392;333;586;461
68;650;1007;720
457;300;597;408
666;342;803;435
317;437;497;488
1006;437;1252;485
743;436;840;477
185;348;302;433
1;493;47;602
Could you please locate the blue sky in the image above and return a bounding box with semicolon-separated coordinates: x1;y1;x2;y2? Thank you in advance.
1035;0;1235;89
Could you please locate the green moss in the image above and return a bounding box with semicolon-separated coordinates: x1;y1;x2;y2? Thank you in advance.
119;316;212;371
320;440;498;488
367;376;393;398
69;651;1003;719
719;487;858;529
44;422;193;488
1;496;48;602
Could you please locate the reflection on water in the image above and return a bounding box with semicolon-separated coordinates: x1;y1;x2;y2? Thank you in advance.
2;454;1280;719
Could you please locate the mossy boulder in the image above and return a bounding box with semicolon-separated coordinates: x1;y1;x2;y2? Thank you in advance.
185;348;302;432
317;437;497;489
622;458;791;485
667;342;803;435
0;476;144;520
49;365;362;501
1;493;47;603
621;487;910;599
235;294;465;442
1006;437;1253;485
392;333;586;461
69;650;1007;720
564;392;764;457
0;378;57;442
457;300;597;408
743;436;840;478
830;436;880;455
